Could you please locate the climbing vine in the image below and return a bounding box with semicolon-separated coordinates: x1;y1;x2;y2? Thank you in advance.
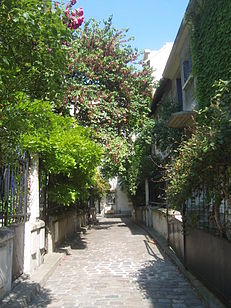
189;0;231;108
165;2;231;238
167;80;231;238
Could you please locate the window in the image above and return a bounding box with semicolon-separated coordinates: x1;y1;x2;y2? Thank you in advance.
176;78;183;111
106;192;115;206
183;54;192;84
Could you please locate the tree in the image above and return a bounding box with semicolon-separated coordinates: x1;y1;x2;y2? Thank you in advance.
63;17;154;185
0;0;106;207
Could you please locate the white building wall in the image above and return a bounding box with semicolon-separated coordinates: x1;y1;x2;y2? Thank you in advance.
102;177;133;215
115;185;132;213
144;42;173;81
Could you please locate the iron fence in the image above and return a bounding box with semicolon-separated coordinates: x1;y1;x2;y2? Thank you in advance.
0;153;29;226
185;187;231;240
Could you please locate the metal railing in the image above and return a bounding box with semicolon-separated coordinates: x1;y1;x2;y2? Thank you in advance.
185;188;231;240
0;153;29;227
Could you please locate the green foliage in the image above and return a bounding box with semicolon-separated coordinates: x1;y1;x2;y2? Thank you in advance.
167;81;231;234
118;98;182;199
189;0;231;108
0;0;104;207
63;17;154;182
0;0;71;102
152;99;183;154
119;118;155;197
1;94;103;205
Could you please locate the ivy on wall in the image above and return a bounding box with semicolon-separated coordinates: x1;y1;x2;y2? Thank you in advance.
190;0;231;108
167;80;231;238
166;1;231;238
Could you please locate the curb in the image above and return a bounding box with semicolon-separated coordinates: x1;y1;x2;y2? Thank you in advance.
136;222;226;308
0;252;65;308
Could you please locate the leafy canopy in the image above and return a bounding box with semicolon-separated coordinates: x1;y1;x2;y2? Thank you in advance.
1;94;103;205
63;17;154;188
0;0;75;103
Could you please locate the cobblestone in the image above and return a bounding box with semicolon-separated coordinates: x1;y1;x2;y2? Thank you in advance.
29;217;205;307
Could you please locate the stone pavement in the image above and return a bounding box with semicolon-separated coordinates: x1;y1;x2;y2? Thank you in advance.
29;217;205;308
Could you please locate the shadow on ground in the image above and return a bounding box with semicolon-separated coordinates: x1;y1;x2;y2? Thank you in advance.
0;280;53;308
28;286;54;308
122;218;204;307
91;218;122;230
58;219;123;252
58;228;88;252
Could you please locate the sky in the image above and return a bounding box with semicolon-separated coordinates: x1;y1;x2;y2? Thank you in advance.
65;0;189;51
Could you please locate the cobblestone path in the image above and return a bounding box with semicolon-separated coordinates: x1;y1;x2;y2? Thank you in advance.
30;217;204;308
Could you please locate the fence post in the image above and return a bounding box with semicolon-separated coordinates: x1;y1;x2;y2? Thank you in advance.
24;154;45;274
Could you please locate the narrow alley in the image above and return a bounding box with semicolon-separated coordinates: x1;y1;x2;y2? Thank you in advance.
29;217;204;308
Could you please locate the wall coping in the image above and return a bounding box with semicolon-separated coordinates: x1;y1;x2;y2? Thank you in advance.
0;227;14;245
49;209;86;221
30;220;45;232
136;206;183;222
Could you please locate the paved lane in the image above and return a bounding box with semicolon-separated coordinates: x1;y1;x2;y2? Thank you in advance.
30;217;204;308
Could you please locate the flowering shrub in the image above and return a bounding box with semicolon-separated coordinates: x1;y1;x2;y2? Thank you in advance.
63;0;84;30
63;18;153;187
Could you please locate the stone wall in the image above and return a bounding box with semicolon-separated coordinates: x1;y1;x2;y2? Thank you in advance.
151;208;168;240
9;220;46;278
0;152;91;301
47;210;87;253
0;228;14;300
10;223;24;280
133;206;182;243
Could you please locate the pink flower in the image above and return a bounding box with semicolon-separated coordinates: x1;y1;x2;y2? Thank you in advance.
72;19;77;29
64;9;70;17
78;16;84;25
71;0;77;5
62;41;70;46
77;8;84;16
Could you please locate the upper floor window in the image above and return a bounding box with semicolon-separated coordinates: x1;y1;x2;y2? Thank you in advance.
183;54;192;84
176;78;183;111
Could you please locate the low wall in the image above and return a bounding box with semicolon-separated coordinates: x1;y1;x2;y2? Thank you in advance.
151;208;168;240
10;223;24;280
28;220;45;274
47;210;88;253
0;228;14;300
10;220;45;277
134;206;231;306
134;206;171;241
168;214;184;262
134;207;145;224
